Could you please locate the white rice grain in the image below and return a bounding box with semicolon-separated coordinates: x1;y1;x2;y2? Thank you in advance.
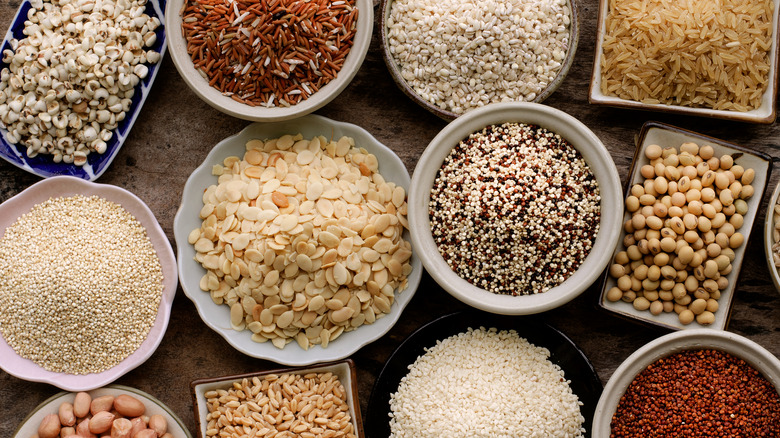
388;327;584;438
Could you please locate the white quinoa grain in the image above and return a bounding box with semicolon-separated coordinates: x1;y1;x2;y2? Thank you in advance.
386;0;571;114
389;327;584;438
0;195;164;374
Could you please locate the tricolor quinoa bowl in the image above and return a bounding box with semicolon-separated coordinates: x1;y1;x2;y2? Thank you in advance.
408;102;622;314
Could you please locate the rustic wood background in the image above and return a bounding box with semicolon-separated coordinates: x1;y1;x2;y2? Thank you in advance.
3;0;780;436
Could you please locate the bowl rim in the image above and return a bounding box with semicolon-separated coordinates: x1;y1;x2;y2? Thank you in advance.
764;179;780;293
588;0;780;124
0;0;168;180
0;176;178;391
165;0;373;122
408;101;623;314
592;329;780;436
173;113;422;365
597;121;774;331
379;0;580;121
189;359;364;438
12;384;193;438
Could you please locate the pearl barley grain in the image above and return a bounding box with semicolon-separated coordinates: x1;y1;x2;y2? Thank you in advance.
386;0;571;114
0;195;164;374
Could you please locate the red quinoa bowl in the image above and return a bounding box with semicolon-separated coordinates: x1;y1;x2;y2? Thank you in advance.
165;0;372;122
408;102;623;315
593;329;780;437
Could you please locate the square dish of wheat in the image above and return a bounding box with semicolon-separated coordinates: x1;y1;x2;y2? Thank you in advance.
589;0;780;123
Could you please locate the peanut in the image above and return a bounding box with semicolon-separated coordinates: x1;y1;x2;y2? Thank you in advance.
73;392;91;418
113;395;145;418
38;414;61;438
90;396;114;415
148;414;167;436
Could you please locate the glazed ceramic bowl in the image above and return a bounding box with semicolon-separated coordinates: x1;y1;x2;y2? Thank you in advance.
408;102;623;314
191;360;363;438
593;330;780;436
165;0;372;122
589;0;780;123
12;385;192;438
764;181;780;293
380;0;579;120
0;0;167;180
174;114;422;365
599;122;772;331
0;177;178;391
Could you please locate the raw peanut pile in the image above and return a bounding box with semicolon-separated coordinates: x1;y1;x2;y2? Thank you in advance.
189;134;412;349
36;391;171;438
204;373;356;438
181;0;358;107
606;142;755;325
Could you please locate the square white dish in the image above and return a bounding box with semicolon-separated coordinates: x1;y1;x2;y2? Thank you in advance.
589;0;780;123
598;122;772;330
190;359;364;438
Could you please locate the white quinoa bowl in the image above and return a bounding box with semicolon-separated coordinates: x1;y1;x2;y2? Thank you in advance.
381;0;579;120
592;329;780;436
0;176;178;391
174;114;422;365
165;0;372;122
191;359;363;438
408;102;622;314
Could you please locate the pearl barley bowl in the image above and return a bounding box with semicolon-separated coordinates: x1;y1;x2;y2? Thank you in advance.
381;0;579;120
174;115;422;366
408;102;622;314
165;0;372;122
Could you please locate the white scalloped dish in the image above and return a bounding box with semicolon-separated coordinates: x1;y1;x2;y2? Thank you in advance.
0;176;178;391
173;114;422;366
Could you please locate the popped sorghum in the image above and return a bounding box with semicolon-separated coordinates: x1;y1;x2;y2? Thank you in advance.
429;122;600;295
0;195;164;374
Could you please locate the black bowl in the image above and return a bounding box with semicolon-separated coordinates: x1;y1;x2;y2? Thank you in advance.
366;310;603;437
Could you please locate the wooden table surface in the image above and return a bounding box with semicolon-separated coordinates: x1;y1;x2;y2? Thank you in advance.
3;0;780;436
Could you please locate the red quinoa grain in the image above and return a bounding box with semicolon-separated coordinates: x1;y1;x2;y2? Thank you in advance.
428;122;601;295
181;0;358;107
611;349;780;438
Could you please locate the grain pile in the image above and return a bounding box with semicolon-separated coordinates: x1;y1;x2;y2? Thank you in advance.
600;0;774;111
388;327;584;437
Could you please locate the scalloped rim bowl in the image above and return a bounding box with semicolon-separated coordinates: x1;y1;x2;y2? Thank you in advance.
165;0;372;122
0;0;167;180
0;176;178;391
380;0;579;120
592;329;780;436
13;385;192;438
408;102;623;314
173;114;422;366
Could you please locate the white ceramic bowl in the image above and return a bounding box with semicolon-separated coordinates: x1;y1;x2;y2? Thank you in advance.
165;0;372;122
173;114;422;365
592;329;780;436
599;122;772;330
12;385;192;438
765;181;780;293
191;359;363;438
0;176;178;391
408;102;623;314
589;0;780;123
